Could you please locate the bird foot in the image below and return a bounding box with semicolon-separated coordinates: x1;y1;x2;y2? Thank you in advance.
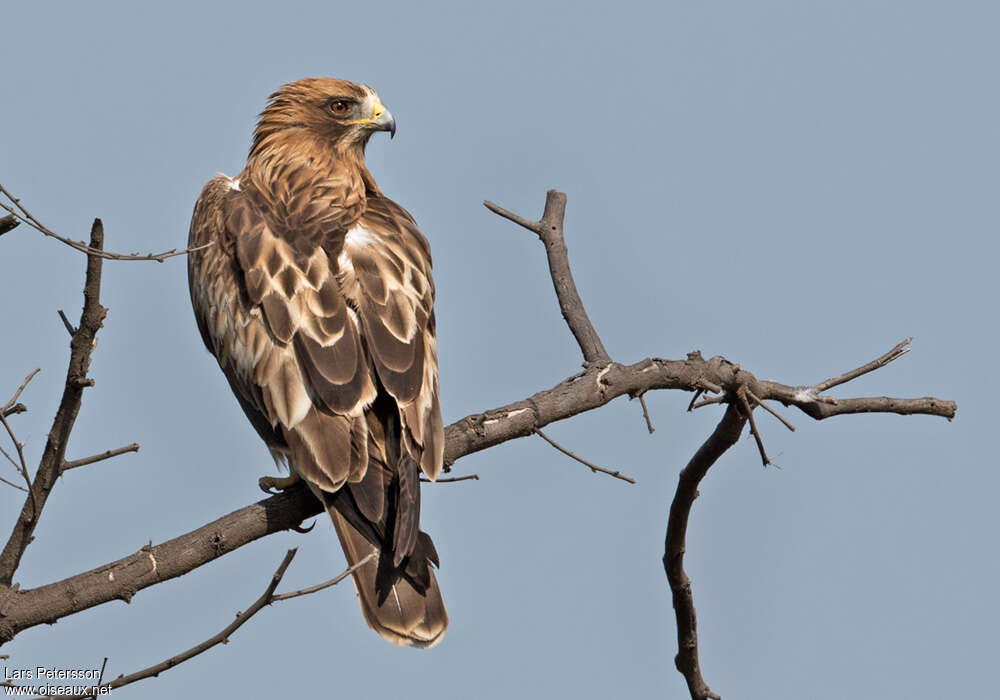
259;474;302;494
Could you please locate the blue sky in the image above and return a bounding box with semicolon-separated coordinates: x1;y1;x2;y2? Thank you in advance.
1;2;997;698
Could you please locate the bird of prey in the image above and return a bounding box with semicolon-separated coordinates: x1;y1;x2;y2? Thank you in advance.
187;78;447;647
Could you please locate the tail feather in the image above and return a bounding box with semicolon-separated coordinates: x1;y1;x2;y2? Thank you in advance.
290;383;446;648
328;507;447;648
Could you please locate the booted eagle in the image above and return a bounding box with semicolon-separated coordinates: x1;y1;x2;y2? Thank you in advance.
187;78;446;647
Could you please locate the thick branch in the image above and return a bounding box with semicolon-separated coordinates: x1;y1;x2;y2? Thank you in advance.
485;191;611;365
0;221;107;585
664;403;746;700
0;343;954;643
0;485;322;643
443;350;955;467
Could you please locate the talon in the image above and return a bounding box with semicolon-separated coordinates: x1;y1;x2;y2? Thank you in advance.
291;520;316;534
258;474;301;494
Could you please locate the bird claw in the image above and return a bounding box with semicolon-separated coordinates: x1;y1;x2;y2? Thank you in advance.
258;474;301;494
291;520;316;534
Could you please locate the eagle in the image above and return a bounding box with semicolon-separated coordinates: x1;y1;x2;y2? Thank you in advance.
187;78;447;647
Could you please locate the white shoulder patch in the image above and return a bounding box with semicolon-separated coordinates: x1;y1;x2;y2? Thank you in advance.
214;173;240;191
344;225;377;249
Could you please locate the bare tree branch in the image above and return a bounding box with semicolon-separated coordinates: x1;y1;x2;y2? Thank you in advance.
0;185;211;262
56;310;76;337
22;550;301;699
0;341;954;644
420;474;480;483
746;389;795;432
0;418;34;513
271;551;375;603
664;403;746;700
736;386;771;467
485;190;611;365
62;443;139;472
533;428;636;484
1;370;40;417
0;220;107;586
0;475;27;493
636;392;656;434
0;190;958;700
814;337;911;392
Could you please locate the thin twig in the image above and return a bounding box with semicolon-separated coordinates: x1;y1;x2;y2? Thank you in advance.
62;443;139;472
0;185;212;262
746;389;795;432
89;657;108;700
25;549;301;700
664;403;746;700
636;392;655;433
420;474;480;483
814;338;912;392
0;415;36;517
736;387;770;466
690;395;727;411
57;309;77;336
0;474;27;492
533;428;635;484
271;551;376;602
1;369;40;415
482;200;541;233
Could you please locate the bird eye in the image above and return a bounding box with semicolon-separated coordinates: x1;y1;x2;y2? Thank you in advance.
329;100;350;115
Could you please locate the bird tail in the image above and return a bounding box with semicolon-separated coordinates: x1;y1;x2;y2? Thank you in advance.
290;396;447;647
327;506;448;648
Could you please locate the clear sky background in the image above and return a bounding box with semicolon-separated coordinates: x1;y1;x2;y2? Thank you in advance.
1;2;996;698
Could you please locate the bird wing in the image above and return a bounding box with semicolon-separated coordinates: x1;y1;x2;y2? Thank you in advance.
187;173;375;491
340;195;445;481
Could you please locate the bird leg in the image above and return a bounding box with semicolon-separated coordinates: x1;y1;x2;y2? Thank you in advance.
258;473;302;494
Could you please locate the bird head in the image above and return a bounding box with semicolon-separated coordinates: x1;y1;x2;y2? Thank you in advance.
251;77;395;157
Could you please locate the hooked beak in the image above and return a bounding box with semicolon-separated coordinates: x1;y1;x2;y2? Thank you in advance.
372;101;396;139
348;100;396;139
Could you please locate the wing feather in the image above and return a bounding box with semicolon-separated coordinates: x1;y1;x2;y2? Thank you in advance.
227;189;376;421
338;196;443;479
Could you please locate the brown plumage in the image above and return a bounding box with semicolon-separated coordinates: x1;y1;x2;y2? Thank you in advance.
187;78;446;647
